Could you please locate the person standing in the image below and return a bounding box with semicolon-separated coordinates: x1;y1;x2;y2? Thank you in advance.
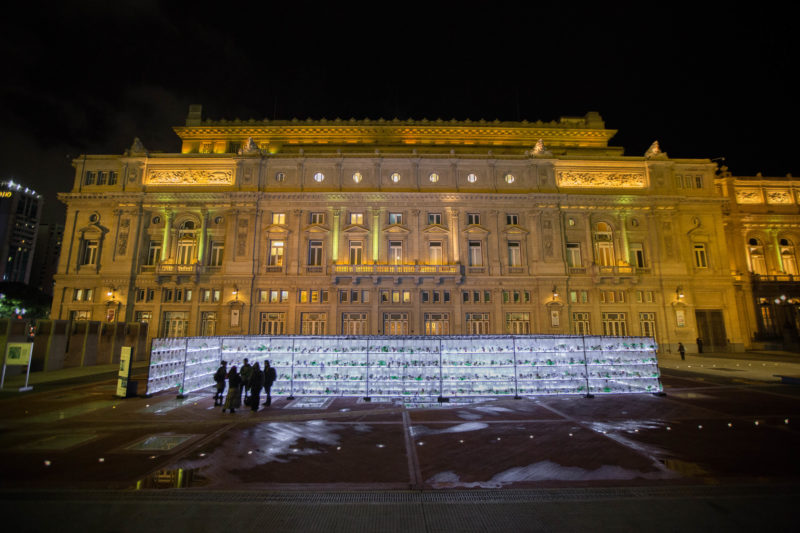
222;365;242;413
240;358;253;406
264;360;277;407
213;361;227;406
696;337;704;354
249;362;264;411
678;342;686;361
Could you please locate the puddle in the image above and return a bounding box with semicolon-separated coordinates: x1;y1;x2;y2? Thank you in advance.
133;468;207;489
125;434;198;452
285;397;334;409
667;391;715;400
140;398;192;414
21;433;97;450
411;422;489;436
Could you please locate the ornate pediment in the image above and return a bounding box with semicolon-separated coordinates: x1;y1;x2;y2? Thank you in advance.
502;225;529;235
556;169;647;189
304;224;330;233
146;168;234;185
264;223;289;234
422;224;450;234
343;224;370;234
462;224;490;235
383;224;411;234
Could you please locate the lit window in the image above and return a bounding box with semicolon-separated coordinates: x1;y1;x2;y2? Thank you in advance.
272;212;286;225
352;172;362;183
427;213;442;225
508;242;521;266
428;241;443;265
313;172;325;182
468;241;483;266
269;240;285;266
389;212;403;225
694;243;708;268
82;240;99;265
308;241;323;266
467;173;478;183
429;173;439;183
349;241;363;265
349;212;364;225
504;173;515;184
390;172;401;183
275;172;286;182
310;212;325;224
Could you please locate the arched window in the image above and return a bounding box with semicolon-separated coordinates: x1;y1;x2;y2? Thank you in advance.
594;222;615;266
780;238;798;276
748;237;767;275
177;220;197;265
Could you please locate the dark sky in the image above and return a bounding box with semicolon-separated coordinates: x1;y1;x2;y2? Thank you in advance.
1;2;797;223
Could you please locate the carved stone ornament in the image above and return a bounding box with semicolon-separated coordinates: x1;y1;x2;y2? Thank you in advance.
644;140;668;160
529;139;553;158
766;189;793;204
146;169;234;185
126;137;147;156
238;137;261;155
556;170;647;188
735;189;763;204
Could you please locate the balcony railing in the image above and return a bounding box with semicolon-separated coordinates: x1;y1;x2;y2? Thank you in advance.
752;273;800;283
156;264;200;275
332;264;462;276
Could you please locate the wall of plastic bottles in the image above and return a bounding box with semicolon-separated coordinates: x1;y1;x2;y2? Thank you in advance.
146;335;662;398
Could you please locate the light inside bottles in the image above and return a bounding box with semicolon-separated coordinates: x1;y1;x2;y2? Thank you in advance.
43;460;51;466
98;458;105;463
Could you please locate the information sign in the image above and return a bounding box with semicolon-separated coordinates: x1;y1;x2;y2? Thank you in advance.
1;342;34;391
116;347;132;398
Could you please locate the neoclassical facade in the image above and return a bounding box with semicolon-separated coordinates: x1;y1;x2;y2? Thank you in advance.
52;105;785;353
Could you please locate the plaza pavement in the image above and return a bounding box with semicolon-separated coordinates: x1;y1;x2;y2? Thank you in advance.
0;350;798;531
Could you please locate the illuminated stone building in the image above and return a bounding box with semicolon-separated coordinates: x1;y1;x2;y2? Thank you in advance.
52;105;753;353
716;169;800;347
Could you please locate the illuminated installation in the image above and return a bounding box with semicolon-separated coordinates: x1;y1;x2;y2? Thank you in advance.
146;334;661;399
52;105;799;353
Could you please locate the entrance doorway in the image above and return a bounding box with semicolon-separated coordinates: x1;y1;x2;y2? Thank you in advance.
695;310;727;351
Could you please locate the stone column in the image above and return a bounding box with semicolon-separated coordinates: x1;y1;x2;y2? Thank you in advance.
197;210;208;264
448;208;460;264
161;210;174;261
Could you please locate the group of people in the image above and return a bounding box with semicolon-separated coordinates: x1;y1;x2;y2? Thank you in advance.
213;358;277;413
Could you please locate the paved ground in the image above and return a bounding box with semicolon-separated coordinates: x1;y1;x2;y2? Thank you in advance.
1;351;799;531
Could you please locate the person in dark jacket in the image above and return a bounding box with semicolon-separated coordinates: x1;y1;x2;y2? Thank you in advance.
696;337;704;354
678;342;686;361
263;360;277;406
222;365;242;413
213;361;227;406
239;358;253;405
249;362;264;411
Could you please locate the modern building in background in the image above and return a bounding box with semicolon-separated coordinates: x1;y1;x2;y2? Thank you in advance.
0;180;42;284
49;105;799;351
30;223;64;295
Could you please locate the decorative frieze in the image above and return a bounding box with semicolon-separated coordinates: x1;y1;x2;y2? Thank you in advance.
735;189;763;204
146;169;234;185
556;170;646;188
765;189;793;204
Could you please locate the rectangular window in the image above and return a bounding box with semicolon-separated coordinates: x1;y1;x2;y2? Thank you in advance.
427;213;442;225
72;288;83;301
308;240;323;266
310;212;325;224
484;290;491;303
383;312;409;335
200;311;217;336
639;312;657;338
381;290;389;303
505;312;530;334
596;241;614;267
675;175;683;189
272;212;286;225
506;214;519;225
349;212;364;225
162;289;173;303
468;241;483;266
432;291;441;303
97;171;107;185
389;212;403;225
146;289;155;302
299;290;309;303
467;213;480;225
444;290;451;303
566;243;582;268
135;311;152;324
389;241;402;264
82;240;99;265
269;240;285;266
466;312;490;335
339;290;349;303
424;312;450;335
602;312;628;336
260;312;286;335
572;312;591;335
210;242;224;266
695;175;703;189
342;312;368;335
213;289;221;303
349;241;363;265
269;289;279;303
108;171;118;185
300;312;327;335
162;311;189;338
428;241;443;265
421;291;430;304
630;243;646;268
684;176;694;189
84;171;95;185
147;241;161;265
508;241;521;266
136;288;145;302
694;243;708;268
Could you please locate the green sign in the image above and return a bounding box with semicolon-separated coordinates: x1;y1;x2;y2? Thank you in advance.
116;347;132;397
5;343;33;366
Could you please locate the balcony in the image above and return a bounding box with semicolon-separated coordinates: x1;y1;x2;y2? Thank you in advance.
752;274;800;283
592;265;650;281
156;264;200;275
332;264;463;283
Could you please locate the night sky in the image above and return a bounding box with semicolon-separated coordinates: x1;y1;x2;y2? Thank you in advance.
1;2;796;224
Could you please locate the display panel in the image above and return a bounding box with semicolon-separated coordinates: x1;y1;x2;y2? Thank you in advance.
146;335;661;398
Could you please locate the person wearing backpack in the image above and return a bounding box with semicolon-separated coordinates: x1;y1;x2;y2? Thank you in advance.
222;365;242;413
213;361;227;406
264;360;277;407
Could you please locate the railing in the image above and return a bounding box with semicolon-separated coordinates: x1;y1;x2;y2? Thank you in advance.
305;266;325;274
332;264;461;275
506;267;525;274
752;274;800;282
265;266;283;273
568;267;587;274
155;264;199;275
